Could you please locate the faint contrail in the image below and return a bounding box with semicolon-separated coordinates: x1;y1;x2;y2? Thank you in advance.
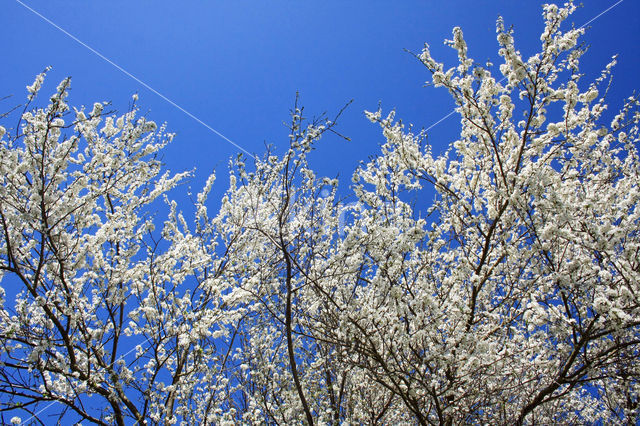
14;0;256;159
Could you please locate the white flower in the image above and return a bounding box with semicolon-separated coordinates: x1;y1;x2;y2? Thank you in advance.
25;67;50;100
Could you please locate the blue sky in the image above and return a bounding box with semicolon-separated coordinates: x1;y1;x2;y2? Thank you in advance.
1;0;639;198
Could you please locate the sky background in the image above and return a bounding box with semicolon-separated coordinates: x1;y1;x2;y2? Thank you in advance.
1;0;639;203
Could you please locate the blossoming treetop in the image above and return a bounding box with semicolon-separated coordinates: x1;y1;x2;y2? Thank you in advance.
0;2;638;424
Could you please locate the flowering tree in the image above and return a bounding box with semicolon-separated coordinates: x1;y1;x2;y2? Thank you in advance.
322;3;639;423
1;2;639;424
0;72;239;424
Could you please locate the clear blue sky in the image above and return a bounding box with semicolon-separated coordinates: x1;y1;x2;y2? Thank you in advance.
1;1;639;197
